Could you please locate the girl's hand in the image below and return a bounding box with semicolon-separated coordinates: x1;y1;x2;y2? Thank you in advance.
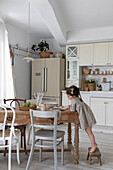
66;105;70;109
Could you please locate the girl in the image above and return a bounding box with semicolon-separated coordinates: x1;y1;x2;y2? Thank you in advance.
66;85;97;153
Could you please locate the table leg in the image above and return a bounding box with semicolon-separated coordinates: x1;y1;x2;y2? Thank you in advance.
67;123;72;148
72;123;79;164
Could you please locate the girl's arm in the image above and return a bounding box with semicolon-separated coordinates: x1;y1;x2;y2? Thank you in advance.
66;105;70;109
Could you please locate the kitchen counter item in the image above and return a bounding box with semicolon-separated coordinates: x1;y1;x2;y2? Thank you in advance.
88;83;95;91
101;81;111;91
19;106;36;111
82;68;91;75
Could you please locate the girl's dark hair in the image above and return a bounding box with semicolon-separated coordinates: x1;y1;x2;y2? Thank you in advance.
66;85;83;101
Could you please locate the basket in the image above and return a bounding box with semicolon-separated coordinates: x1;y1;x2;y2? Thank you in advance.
40;52;52;58
19;106;36;111
88;83;95;91
83;68;91;75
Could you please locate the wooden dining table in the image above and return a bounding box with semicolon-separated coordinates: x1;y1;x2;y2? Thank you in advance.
0;108;80;164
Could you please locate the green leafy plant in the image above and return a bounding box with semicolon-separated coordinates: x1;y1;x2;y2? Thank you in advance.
85;78;95;84
31;40;49;52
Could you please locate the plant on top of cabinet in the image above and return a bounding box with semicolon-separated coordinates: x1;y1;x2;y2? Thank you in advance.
85;78;96;91
31;40;52;58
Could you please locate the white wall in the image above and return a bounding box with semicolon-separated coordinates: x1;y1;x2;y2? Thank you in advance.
67;27;113;44
5;23;65;100
6;22;39;100
39;38;66;55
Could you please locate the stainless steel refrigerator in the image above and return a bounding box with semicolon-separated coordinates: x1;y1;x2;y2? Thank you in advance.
32;58;65;105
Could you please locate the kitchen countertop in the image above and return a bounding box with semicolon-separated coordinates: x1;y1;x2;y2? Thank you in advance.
62;90;113;98
80;91;113;98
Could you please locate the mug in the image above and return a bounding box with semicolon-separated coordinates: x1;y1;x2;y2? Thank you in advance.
40;104;46;111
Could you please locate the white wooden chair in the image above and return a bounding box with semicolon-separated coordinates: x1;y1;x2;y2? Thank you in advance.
26;110;65;170
0;104;21;170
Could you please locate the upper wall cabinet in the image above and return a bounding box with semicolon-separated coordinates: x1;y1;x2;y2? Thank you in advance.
79;44;93;66
93;43;108;65
66;45;79;87
66;45;79;58
108;42;113;65
79;42;113;66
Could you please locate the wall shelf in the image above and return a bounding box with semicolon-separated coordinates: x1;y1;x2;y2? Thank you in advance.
83;74;113;76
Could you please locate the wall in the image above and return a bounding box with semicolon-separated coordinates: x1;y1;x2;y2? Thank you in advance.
67;27;113;44
5;23;65;100
41;38;66;55
6;22;39;100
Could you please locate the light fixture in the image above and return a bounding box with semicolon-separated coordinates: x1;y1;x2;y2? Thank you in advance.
23;1;35;62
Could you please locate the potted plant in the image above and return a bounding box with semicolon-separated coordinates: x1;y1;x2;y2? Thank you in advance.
31;40;52;58
85;78;96;91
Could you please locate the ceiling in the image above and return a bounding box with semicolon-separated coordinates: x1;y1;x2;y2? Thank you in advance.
0;0;113;45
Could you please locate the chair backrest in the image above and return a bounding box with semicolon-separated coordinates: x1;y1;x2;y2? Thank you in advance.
4;98;26;107
0;104;15;141
30;109;61;140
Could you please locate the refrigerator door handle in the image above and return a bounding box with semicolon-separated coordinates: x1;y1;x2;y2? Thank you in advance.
45;67;47;92
42;68;45;92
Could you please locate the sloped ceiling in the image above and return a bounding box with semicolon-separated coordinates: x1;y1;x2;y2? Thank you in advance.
0;0;113;46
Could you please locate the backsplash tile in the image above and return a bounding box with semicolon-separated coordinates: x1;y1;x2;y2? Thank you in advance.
82;66;113;89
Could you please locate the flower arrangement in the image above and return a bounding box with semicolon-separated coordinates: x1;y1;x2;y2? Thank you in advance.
85;78;95;84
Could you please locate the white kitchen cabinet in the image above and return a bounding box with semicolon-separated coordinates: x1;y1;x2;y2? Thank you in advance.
66;45;80;87
108;42;113;65
93;43;108;65
91;98;113;126
62;91;71;106
91;98;105;125
105;100;113;126
80;92;90;106
79;44;93;66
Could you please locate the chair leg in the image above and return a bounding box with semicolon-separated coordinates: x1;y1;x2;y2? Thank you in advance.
39;140;42;162
61;137;64;166
54;142;57;170
21;131;23;148
4;140;8;157
8;140;12;170
17;137;20;164
88;156;91;165
23;127;27;154
87;152;89;160
27;125;32;145
26;127;35;170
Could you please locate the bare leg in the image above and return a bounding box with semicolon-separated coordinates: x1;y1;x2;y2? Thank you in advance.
85;126;97;153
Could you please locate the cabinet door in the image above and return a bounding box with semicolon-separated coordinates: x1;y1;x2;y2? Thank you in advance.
108;42;113;65
66;45;79;58
32;59;45;95
62;91;71;106
80;93;90;106
106;99;113;126
94;43;108;65
66;59;79;87
79;44;93;66
45;58;60;97
91;98;105;125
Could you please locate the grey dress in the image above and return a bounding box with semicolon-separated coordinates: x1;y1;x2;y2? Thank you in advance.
70;97;96;130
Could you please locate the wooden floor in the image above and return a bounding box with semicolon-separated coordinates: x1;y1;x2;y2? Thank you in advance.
0;124;113;170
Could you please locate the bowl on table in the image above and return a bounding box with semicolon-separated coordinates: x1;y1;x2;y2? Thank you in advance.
19;106;36;111
44;102;58;109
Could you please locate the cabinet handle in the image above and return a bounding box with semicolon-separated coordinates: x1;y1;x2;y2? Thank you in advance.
45;68;47;92
104;102;108;104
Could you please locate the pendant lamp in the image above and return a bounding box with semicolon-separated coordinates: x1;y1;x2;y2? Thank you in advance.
23;1;35;62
